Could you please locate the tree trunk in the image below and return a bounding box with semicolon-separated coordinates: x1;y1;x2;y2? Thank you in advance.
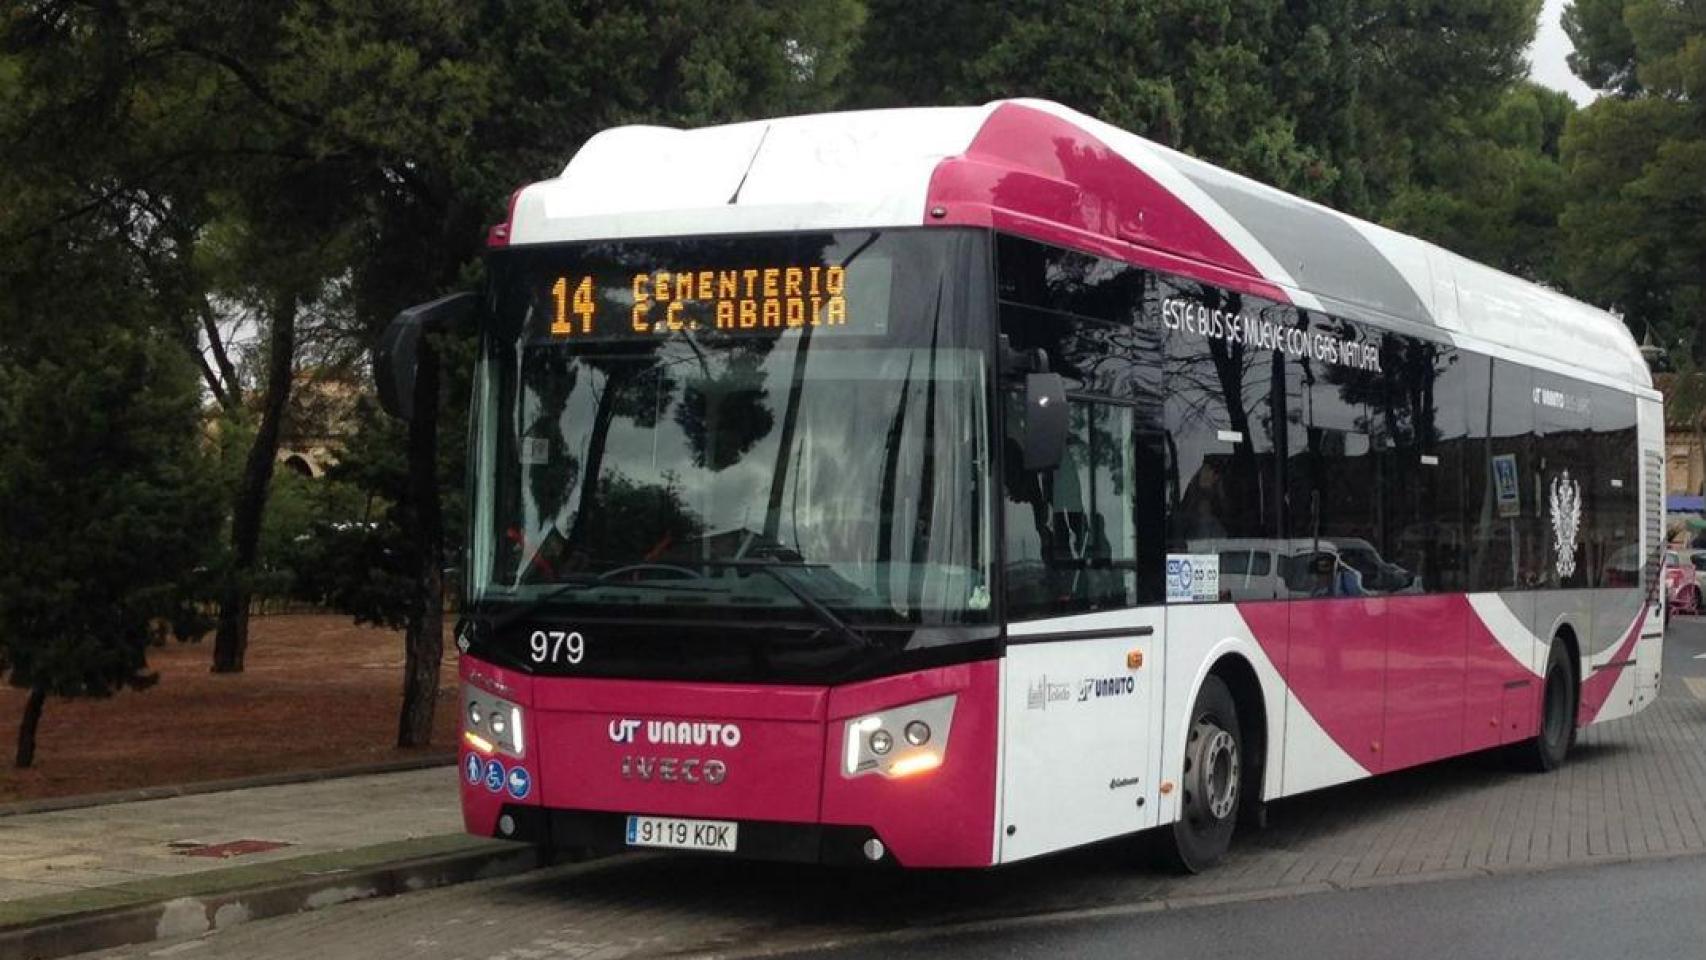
15;686;46;769
213;296;298;673
398;330;443;747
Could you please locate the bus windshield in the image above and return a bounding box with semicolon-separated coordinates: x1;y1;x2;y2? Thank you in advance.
470;229;994;631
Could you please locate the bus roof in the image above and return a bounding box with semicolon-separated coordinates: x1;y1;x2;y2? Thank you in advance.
505;99;1650;391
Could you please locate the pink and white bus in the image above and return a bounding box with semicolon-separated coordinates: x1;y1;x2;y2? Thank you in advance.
386;100;1666;871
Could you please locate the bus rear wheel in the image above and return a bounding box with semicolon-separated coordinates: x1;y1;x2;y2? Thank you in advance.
1518;640;1578;772
1160;675;1241;873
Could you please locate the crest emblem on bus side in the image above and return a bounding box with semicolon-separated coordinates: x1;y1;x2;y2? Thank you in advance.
1550;471;1582;579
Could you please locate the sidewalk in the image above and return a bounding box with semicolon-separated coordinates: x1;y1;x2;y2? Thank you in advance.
0;766;542;959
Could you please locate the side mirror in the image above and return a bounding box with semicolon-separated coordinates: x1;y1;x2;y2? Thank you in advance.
1022;372;1068;471
374;292;477;420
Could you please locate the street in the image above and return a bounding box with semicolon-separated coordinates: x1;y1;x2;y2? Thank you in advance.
1663;608;1706;687
87;618;1706;960
782;853;1706;960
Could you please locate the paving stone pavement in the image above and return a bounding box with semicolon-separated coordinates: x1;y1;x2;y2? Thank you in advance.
79;625;1706;960
0;768;463;904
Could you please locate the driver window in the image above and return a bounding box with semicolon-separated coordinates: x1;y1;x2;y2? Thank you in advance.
1005;397;1138;619
995;233;1158;621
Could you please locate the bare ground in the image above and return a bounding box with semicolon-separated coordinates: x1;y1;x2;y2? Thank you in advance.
0;615;457;803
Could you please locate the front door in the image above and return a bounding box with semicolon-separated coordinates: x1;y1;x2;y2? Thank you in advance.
996;395;1165;862
999;613;1163;862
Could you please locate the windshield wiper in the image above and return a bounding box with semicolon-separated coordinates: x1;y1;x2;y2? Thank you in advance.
478;575;729;635
471;561;876;656
694;559;876;653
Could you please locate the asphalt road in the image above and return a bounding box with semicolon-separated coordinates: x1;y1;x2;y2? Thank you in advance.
779;852;1706;960
1662;611;1706;687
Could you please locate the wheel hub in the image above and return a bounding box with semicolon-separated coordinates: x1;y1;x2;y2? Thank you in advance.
1185;719;1240;824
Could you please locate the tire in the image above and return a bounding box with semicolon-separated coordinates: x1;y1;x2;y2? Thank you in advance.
1158;675;1242;873
1518;639;1578;772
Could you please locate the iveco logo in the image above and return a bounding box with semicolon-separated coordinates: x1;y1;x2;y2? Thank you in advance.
620;756;728;784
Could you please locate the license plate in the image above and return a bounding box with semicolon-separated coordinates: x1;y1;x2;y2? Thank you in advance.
624;815;738;853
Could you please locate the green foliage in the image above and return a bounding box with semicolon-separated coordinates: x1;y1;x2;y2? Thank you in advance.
852;1;1545;219
288;389;464;629
1561;0;1706;366
259;467;367;597
1565;0;1643;93
0;254;219;702
7;0;868;656
851;0;1342;204
1385;83;1575;283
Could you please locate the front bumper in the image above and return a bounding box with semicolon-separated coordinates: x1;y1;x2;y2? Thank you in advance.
458;656;1000;868
491;805;889;866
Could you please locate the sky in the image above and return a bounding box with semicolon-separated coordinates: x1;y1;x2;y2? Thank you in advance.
1530;0;1597;105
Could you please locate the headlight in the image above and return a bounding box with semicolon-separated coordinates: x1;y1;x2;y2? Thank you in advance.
461;685;525;758
842;694;955;778
904;721;931;746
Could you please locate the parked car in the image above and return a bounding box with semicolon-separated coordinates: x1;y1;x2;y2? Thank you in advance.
1665;550;1700;616
1689;550;1706;598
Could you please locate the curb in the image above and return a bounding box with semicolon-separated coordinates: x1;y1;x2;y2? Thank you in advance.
0;836;543;960
0;754;456;819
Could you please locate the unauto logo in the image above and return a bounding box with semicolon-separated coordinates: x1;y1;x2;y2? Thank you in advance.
608;718;742;747
1077;676;1136;701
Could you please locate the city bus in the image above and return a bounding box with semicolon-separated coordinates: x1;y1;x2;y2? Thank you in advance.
378;99;1666;872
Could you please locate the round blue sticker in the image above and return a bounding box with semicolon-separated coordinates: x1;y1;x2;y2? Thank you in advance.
483;758;505;793
463;753;483;786
1170;559;1192;593
506;766;532;800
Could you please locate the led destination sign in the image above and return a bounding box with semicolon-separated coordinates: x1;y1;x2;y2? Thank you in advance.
542;263;869;341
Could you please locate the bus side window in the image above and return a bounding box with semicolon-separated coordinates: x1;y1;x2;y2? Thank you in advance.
1161;278;1287;601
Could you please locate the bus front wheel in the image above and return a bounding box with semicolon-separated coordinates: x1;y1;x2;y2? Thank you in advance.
1160;675;1241;873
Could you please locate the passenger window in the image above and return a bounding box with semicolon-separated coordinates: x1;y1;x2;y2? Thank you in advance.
1160;278;1288;601
1381;336;1468;594
1590;386;1639;587
1469;361;1537;589
1283;312;1398;595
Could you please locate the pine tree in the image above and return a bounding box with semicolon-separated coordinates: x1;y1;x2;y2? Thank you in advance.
1561;0;1706;363
0;240;218;768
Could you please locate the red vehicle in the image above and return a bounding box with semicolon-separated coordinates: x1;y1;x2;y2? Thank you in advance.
377;100;1668;872
1665;550;1699;616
